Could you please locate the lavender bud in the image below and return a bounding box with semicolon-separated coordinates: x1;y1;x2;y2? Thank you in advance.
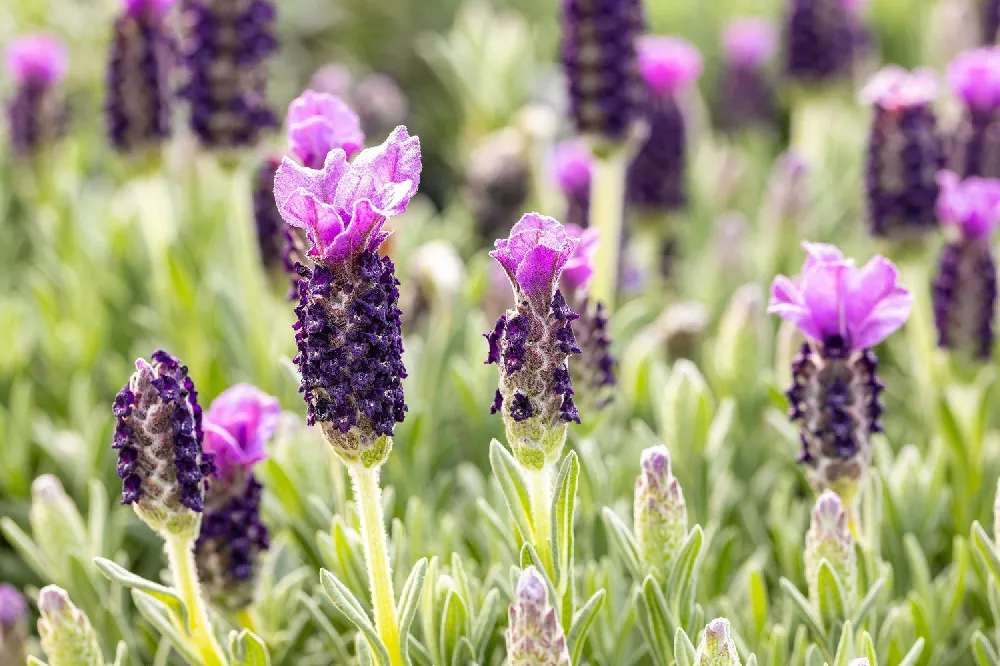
948;48;1000;178
465;129;530;242
694;618;742;666
634;446;687;576
0;584;28;666
29;475;88;579
783;0;856;85
559;0;645;142
37;586;104;666
112;350;216;538
253;156;284;269
487;215;583;469
5;34;69;156
180;0;279;148
105;0;176;153
860;66;945;240
627;38;702;214
505;567;571;666
804;490;857;605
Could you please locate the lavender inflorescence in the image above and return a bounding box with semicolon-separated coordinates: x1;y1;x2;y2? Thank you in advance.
782;0;856;85
948;48;1000;178
105;0;176;153
933;240;997;359
112;350;215;530
180;0;279;148
253;156;284;268
985;0;1000;45
5;35;69;156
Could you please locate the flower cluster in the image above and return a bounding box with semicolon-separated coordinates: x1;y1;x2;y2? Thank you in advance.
559;0;645;141
932;171;1000;359
180;0;279;148
486;214;582;469
768;243;911;497
627;37;702;214
105;0;176;153
783;0;857;85
860;66;945;240
273;125;420;465
254;156;285;269
716;19;777;132
948;48;1000;178
112;350;215;536
4;34;68;155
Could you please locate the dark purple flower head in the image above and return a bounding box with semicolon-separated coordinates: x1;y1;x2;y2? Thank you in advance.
490;213;580;310
860;66;945;239
105;0;176;153
783;0;856;85
203;383;279;482
770;244;907;494
5;34;67;86
487;215;582;468
948;49;1000;177
254;157;285;267
723;18;778;67
180;0;278;148
113;350;216;537
286;90;364;169
560;0;645;141
637;36;703;97
274;125;420;267
195;473;269;611
768;242;912;351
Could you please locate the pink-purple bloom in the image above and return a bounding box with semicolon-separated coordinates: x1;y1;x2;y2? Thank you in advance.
860;66;938;111
561;223;599;293
273;125;421;266
937;170;1000;238
203;384;280;480
948;47;1000;113
5;34;68;85
286;90;365;169
637;36;703;96
123;0;175;16
723;19;778;67
768;243;912;350
491;213;581;308
551;139;592;196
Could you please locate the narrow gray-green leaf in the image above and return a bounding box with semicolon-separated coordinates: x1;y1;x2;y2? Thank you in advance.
567;589;605;665
489;440;535;543
95;557;189;631
601;508;643;581
131;590;201;665
228;629;271;666
319;568;391;666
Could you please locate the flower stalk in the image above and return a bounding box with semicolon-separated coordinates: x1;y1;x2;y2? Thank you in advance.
527;465;554;574
589;149;627;310
165;533;228;666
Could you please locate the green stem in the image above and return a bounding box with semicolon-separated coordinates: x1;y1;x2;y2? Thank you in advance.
165;534;228;666
527;465;554;576
349;463;404;666
588;149;628;311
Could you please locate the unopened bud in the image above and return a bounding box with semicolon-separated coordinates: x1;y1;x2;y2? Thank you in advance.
29;475;88;580
805;491;857;606
505;567;570;666
37;586;104;666
634;446;687;576
694;618;742;666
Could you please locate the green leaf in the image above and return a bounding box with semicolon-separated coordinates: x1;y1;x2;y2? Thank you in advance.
601;508;643;581
635;575;676;666
973;522;1000;582
408;637;434;666
851;577;886;627
551;451;579;630
567;589;605;665
319;568;391;666
131;590;201;665
440;589;468;665
898;638;925;666
87;479;108;559
816;560;847;626
296;591;350;655
489;440;534;543
749;569;768;638
471;588;500;660
27;657;48;666
779;578;826;641
860;631;877;666
667;526;704;623
112;641;128;666
228;629;271;666
673;627;697;666
398;558;429;663
832;621;853;666
94;557;189;631
972;631;999;666
0;517;49;579
903;534;932;604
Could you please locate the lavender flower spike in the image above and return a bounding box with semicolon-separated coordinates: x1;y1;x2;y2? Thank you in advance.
5;34;68;155
551;138;593;228
860;66;945;239
932;171;1000;359
634;446;687;576
627;37;702;213
948;47;1000;177
986;0;1000;45
693;618;742;666
717;19;778;132
486;214;582;469
286;90;364;169
37;586;104;666
105;0;176;153
113;350;216;538
560;0;645;142
768;243;911;497
274;125;419;465
783;0;856;85
804;490;857;605
505;567;571;666
0;584;28;666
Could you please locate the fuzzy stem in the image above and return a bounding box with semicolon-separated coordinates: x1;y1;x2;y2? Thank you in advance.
527;465;554;576
349;463;403;666
165;535;228;666
588;149;628;311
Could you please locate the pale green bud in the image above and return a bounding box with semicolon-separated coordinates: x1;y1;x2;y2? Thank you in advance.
634;446;687;576
505;567;570;666
694;618;742;666
29;475;88;581
37;586;104;666
805;491;856;607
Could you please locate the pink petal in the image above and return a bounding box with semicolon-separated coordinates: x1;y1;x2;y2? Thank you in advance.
326;199;387;263
334;126;421;217
851;288;913;348
801;242;846;272
515;244;562;302
843;255;899;331
800;262;850;341
767;275;823;340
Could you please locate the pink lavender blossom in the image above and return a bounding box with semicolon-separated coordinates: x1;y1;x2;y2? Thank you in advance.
123;0;175;16
273;125;421;266
723;19;778;67
491;213;581;308
948;47;1000;113
5;34;68;85
561;223;599;293
860;65;938;111
203;384;280;480
768;242;912;350
286;90;365;169
937;170;1000;238
637;36;703;97
551;139;592;196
